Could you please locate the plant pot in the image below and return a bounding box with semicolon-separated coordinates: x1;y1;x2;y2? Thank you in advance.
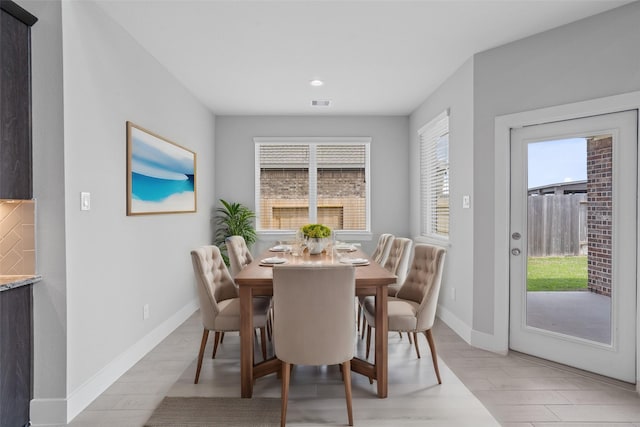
306;237;327;255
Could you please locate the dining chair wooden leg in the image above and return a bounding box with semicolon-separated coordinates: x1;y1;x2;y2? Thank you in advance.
220;332;225;344
194;329;209;384
266;314;272;341
357;304;362;332
365;325;372;359
342;361;354;426
281;361;291;427
212;331;221;359
424;329;442;384
260;327;267;361
413;332;421;358
408;331;413;344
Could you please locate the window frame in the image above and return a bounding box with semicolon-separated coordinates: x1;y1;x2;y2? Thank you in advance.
254;136;372;240
418;110;450;244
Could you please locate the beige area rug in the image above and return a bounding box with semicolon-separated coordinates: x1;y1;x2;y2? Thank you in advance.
145;396;280;427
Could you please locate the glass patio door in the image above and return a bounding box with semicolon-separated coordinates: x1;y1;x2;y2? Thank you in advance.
509;110;637;382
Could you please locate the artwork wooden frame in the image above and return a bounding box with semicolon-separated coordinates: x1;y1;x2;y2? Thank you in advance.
126;122;196;215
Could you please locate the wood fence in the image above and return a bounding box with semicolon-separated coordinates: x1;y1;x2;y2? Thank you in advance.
527;194;587;257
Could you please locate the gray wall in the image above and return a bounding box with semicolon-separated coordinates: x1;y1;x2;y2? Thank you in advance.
472;0;640;335
409;57;475;333
22;1;216;423
23;1;68;419
215;116;410;254
18;0;640;422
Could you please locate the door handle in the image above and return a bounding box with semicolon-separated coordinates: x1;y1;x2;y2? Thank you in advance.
511;248;521;256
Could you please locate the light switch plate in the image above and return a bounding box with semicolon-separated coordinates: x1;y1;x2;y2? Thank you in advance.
462;195;470;209
80;192;91;211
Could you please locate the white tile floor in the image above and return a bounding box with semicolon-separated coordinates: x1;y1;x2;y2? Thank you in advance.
67;312;640;426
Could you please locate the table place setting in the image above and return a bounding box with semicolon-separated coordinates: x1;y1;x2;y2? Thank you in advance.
333;243;358;252
259;257;288;267
338;257;370;266
268;244;291;252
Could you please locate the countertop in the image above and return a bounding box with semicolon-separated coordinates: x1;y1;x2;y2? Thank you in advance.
0;275;42;292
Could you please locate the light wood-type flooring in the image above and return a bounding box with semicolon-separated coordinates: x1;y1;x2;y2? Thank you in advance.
68;313;640;426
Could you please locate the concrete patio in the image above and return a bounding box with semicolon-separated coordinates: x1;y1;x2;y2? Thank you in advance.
526;291;611;344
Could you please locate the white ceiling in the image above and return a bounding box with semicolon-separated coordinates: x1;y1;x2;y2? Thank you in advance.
96;0;633;116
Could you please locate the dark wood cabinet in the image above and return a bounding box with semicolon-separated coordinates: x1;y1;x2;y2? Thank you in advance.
0;3;38;425
0;284;33;427
0;1;37;199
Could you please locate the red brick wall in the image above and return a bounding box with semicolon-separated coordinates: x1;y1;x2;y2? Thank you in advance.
586;137;612;296
259;169;366;230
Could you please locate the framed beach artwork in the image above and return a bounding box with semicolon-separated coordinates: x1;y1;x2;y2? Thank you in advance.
126;122;197;215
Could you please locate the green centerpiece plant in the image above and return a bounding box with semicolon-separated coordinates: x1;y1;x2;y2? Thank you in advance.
301;224;332;254
301;223;332;239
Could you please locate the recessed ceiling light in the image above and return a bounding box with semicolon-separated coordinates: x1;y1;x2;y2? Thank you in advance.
309;79;324;87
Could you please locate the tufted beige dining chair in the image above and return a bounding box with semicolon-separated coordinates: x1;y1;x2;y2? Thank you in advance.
272;264;356;427
226;235;274;341
370;233;395;266
190;245;270;384
359;237;413;337
225;235;253;279
358;233;395;333
362;244;446;384
382;237;413;297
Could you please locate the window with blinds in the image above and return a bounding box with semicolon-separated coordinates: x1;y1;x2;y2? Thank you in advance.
255;139;370;233
419;110;450;240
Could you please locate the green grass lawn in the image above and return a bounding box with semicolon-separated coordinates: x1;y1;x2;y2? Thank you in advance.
527;256;588;291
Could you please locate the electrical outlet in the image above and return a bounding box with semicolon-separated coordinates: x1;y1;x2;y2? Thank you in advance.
462;195;470;209
143;304;150;320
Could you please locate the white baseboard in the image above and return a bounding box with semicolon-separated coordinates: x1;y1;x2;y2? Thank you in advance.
470;327;509;355
437;304;509;355
30;398;67;427
436;304;472;343
30;299;199;426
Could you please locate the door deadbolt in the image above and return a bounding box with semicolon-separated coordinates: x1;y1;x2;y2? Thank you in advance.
512;232;521;240
511;248;521;256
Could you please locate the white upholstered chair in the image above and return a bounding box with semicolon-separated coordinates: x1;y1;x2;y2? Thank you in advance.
190;245;270;384
225;235;253;279
362;244;446;384
272;264;356;427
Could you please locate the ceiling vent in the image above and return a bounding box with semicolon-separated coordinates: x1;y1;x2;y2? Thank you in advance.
311;100;331;107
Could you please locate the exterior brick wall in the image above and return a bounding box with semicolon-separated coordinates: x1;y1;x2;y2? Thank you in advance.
586;137;612;296
259;169;366;230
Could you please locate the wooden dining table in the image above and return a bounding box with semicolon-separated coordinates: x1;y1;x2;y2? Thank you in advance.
234;246;397;399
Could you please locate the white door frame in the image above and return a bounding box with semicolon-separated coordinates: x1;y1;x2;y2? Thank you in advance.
493;91;640;389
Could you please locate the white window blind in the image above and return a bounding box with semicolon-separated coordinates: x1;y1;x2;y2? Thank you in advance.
419;110;450;240
255;138;370;234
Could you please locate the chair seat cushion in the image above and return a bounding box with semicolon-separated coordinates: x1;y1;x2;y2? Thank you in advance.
362;296;419;332
213;297;270;331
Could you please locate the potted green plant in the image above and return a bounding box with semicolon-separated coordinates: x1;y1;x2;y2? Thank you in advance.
214;199;257;265
301;224;332;254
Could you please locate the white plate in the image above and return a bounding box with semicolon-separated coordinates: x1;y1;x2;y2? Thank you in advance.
334;244;357;252
260;257;287;265
339;258;370;266
269;245;291;252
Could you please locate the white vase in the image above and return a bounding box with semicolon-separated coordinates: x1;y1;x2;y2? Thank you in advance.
306;237;326;255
